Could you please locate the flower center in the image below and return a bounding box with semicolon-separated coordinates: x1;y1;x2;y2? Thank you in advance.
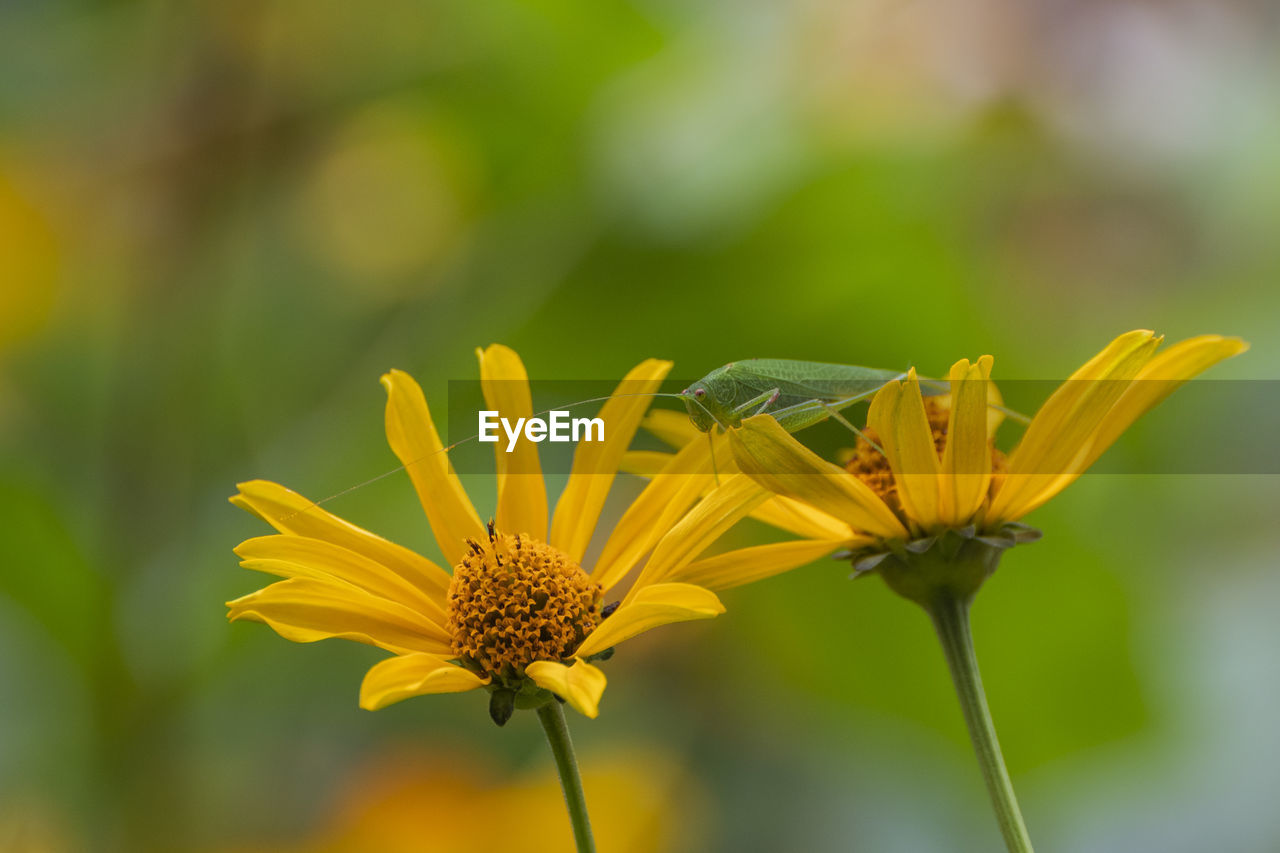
447;526;602;682
844;399;1008;516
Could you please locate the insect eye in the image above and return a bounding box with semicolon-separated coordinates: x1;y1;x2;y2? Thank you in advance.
694;388;706;399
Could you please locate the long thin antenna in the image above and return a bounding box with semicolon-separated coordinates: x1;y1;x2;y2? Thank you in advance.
273;390;686;521
916;377;1031;425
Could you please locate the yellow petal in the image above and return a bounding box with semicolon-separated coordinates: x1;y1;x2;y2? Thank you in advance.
988;330;1161;521
477;345;548;539
235;535;448;627
550;358;673;562
525;659;607;719
620;446;851;542
729;415;907;540
1081;335;1248;471
359;653;488;711
381;370;484;566
672;538;856;590
640;408;703;449
574;583;724;659
591;436;717;592
227;577;451;655
873;369;941;528
985;370;1006;439
865;374;899;441
939;357;992;525
999;335;1248;519
750;496;853;541
618;450;676;478
626;474;770;597
230;480;451;597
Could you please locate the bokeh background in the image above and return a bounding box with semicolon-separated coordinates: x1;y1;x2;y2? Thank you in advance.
2;1;1278;851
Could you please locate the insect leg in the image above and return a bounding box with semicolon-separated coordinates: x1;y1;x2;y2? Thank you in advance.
750;389;782;417
727;388;783;421
766;384;886;434
817;400;887;457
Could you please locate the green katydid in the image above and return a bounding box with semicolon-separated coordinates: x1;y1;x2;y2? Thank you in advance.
671;359;919;478
677;359;930;436
675;358;1028;435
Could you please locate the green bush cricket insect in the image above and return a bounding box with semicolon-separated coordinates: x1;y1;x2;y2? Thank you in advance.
676;358;1028;434
677;359;931;435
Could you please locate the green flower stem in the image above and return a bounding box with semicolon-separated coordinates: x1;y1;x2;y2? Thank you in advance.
927;592;1035;853
537;701;596;853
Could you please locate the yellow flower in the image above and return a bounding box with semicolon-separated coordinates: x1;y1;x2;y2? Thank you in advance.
728;330;1248;592
228;345;808;720
725;330;1246;850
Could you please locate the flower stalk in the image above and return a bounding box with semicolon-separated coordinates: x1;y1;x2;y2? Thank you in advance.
927;591;1034;853
869;533;1035;851
537;700;596;853
871;533;1035;851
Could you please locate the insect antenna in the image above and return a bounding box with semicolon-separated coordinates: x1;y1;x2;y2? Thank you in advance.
914;376;1032;425
271;432;483;524
985;401;1031;425
272;390;684;523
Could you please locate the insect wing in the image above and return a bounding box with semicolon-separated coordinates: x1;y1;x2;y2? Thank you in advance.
728;359;908;400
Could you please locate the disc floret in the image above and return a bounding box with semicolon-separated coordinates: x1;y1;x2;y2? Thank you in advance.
447;525;603;685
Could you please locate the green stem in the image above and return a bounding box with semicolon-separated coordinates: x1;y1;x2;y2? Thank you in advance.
536;701;596;853
926;593;1035;853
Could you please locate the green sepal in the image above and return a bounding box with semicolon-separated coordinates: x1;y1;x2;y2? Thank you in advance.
583;647;615;663
513;682;554;710
489;688;516;727
1000;521;1043;543
850;551;892;578
484;676;557;723
904;535;938;554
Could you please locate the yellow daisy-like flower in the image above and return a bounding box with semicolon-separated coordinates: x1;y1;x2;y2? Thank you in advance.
227;345;800;721
722;330;1245;852
728;329;1248;596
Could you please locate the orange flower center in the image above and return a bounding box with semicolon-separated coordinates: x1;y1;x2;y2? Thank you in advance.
844;398;1008;517
447;527;602;681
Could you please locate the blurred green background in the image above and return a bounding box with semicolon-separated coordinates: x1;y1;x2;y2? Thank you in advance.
1;1;1277;851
